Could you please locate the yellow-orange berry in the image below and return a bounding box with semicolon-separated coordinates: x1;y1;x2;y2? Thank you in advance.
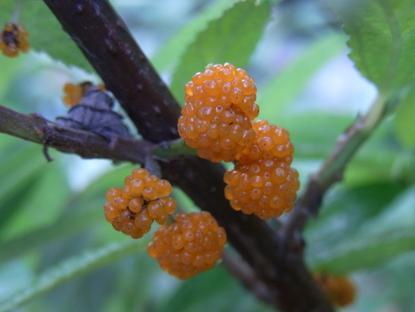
104;168;176;239
147;211;227;279
236;120;294;164
0;23;29;57
62;81;105;107
224;159;299;219
314;273;356;307
178;63;258;162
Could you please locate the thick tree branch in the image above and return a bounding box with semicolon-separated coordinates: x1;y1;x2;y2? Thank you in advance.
282;95;389;244
0;105;154;164
39;1;333;311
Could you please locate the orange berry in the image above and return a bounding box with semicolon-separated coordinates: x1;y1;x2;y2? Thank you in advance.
178;63;258;162
236;120;294;164
314;273;356;307
147;212;227;279
0;23;29;58
224;159;299;219
62;81;96;107
103;169;176;239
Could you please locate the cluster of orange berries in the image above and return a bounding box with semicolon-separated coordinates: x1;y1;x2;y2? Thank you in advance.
148;212;227;279
314;273;356;307
104;168;227;279
179;63;299;219
62;82;105;107
104;168;176;238
0;23;29;57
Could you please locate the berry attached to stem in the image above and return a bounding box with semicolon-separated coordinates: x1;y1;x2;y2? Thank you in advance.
104;168;176;239
148;211;227;279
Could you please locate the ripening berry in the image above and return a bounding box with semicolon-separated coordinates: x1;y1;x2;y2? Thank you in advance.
62;82;105;107
104;168;176;239
314;273;356;307
236;120;294;164
0;23;29;57
178;63;258;162
224;159;299;219
147;211;227;279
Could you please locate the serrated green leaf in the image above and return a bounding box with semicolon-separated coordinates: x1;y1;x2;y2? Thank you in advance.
395;87;415;147
310;187;415;274
0;1;92;71
171;0;270;103
259;32;345;122
152;0;239;72
334;0;415;92
0;239;146;312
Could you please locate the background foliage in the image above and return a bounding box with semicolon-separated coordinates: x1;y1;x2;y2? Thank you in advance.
0;0;414;311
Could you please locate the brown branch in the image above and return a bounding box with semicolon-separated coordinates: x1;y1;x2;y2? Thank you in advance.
282;95;388;245
38;1;333;311
222;252;274;305
0;105;154;164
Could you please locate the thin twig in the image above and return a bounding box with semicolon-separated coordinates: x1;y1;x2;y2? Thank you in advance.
222;252;275;306
0;105;154;164
282;95;388;245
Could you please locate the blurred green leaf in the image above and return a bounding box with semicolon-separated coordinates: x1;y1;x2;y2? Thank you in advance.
0;144;46;232
259;33;345;122
335;0;415;92
171;0;270;102
0;239;146;312
1;163;70;239
310;186;415;274
0;1;92;71
152;0;239;72
158;266;270;312
395;87;415;147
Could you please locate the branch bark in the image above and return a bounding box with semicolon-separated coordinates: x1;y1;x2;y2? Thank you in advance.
0;105;153;164
282;95;388;244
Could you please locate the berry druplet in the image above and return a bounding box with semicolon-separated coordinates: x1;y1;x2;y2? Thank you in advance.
178;63;258;162
314;273;356;307
236;120;294;164
0;23;29;57
104;168;176;239
224;159;299;219
147;211;227;279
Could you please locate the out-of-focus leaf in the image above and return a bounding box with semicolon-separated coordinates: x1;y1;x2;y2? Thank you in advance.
158;266;270;312
1;163;70;239
259;33;345;122
0;145;46;232
395;87;415;147
0;1;92;71
0;239;146;312
171;0;270;102
309;187;415;273
152;0;239;72
333;0;415;92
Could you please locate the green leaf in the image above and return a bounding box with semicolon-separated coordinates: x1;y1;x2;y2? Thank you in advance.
0;239;146;312
1;163;70;240
0;144;46;232
395;87;415;147
310;187;415;274
152;0;239;72
171;0;270;103
0;1;92;71
158;266;271;312
258;32;345;122
335;0;415;92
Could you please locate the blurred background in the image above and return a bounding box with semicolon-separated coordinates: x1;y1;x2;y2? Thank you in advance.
0;0;414;311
